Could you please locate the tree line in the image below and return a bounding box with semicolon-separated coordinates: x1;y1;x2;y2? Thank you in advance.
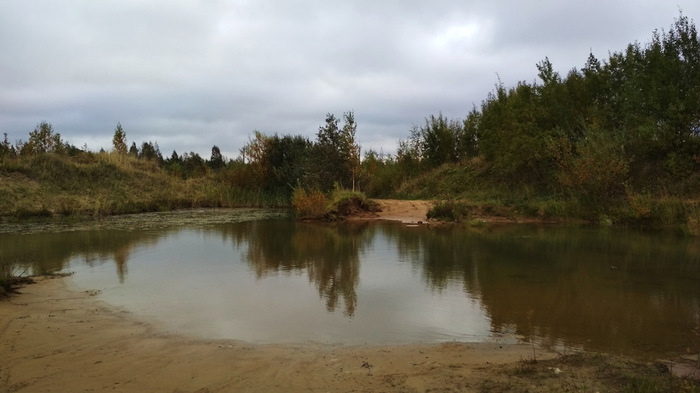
393;12;700;204
2;12;698;211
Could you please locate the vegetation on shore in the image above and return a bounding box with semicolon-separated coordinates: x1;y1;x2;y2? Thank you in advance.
485;352;698;393
292;186;380;220
0;150;288;218
1;12;699;232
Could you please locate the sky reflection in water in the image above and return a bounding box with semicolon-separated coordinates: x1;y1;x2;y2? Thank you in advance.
2;212;699;356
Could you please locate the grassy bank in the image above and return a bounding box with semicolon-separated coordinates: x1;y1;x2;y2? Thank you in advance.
0;153;288;218
291;187;380;220
2;151;699;234
394;160;700;234
485;352;698;393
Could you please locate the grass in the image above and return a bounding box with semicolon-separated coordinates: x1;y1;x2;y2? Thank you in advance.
426;199;471;222
327;188;380;217
480;353;699;393
392;161;700;233
291;186;380;220
0;265;33;298
0;153;288;218
3;151;699;232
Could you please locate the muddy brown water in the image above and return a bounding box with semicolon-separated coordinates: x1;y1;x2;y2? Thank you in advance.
2;209;699;359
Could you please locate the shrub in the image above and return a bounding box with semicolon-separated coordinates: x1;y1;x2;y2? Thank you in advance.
427;199;470;222
291;186;327;219
328;189;380;216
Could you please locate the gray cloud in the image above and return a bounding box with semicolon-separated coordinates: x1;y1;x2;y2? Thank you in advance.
1;1;699;159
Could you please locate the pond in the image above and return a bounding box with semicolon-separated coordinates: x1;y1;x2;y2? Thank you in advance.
2;209;699;358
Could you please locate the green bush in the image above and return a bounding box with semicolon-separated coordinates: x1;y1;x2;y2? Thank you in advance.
427;199;470;222
328;189;380;217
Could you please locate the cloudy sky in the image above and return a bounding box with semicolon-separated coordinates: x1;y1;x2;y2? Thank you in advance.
1;1;699;159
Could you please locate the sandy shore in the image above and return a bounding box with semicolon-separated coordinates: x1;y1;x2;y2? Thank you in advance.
368;199;433;223
1;276;548;393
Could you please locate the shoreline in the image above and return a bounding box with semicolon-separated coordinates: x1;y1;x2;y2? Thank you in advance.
2;279;698;392
2;203;698;391
1;276;551;392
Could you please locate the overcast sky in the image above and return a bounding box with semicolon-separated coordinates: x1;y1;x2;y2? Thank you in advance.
2;1;699;159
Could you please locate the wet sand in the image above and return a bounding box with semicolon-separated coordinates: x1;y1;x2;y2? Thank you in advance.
1;277;546;392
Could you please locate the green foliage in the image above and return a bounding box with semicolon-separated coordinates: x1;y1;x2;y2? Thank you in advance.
554;128;630;206
112;123;128;155
2;13;699;229
290;186;379;221
263;134;312;197
391;10;700;227
420;113;458;168
139;141;162;162
327;188;380;217
361;150;403;198
208;145;225;171
0;133;15;160
308;112;360;192
21;122;67;156
427;199;470;222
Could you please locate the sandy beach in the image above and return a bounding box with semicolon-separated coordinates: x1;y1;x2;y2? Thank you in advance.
1;276;549;393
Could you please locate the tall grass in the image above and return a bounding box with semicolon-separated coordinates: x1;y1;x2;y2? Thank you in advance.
0;153;289;218
291;186;328;219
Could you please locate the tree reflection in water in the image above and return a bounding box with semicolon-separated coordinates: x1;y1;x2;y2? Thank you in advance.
383;224;700;356
3;219;700;355
0;229;164;283
215;220;375;317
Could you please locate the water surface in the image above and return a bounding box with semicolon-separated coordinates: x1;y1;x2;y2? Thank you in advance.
2;210;699;358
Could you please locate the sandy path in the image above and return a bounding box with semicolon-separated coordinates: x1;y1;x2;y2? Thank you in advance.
371;199;433;223
1;277;544;393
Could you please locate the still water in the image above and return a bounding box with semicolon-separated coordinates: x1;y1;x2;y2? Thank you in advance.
2;209;699;357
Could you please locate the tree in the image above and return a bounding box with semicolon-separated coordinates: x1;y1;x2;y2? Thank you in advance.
112;123;128;155
23;122;66;155
139;141;162;162
182;152;207;177
240;131;271;181
0;132;14;159
396;125;422;177
536;57;560;86
165;150;184;178
208;145;225;171
310;112;358;191
420;113;459;168
341;111;361;191
128;142;139;157
458;109;480;160
265;134;312;197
